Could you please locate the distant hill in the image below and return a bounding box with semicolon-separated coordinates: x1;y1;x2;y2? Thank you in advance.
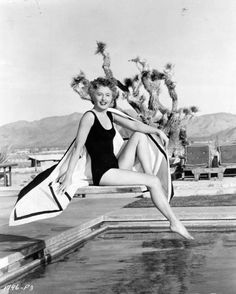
1;112;236;149
0;113;83;149
186;112;236;143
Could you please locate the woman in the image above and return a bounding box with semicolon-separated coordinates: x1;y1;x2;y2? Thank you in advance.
58;77;193;240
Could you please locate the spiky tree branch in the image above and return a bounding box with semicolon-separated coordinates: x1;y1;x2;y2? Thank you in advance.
95;41;116;83
71;71;91;101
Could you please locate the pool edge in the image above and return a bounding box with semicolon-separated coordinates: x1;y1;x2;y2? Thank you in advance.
1;212;236;287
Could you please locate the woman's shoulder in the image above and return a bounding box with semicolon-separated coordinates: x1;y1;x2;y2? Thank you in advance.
82;110;95;118
80;111;95;124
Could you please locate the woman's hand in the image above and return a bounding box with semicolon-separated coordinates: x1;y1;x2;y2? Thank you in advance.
56;173;72;194
157;131;169;148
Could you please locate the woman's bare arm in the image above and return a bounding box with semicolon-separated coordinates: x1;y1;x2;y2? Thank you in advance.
113;113;169;147
58;112;94;192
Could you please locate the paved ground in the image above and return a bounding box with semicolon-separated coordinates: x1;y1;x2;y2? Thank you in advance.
1;195;236;259
0;197;135;258
173;177;236;196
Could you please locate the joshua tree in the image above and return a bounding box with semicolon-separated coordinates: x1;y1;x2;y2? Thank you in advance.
71;42;198;155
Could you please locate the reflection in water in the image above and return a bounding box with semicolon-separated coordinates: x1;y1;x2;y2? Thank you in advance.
11;230;236;294
109;234;217;294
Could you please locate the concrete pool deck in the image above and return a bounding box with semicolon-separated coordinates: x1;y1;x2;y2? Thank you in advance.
0;177;236;286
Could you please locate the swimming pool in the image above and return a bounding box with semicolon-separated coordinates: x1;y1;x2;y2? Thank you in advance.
11;228;236;294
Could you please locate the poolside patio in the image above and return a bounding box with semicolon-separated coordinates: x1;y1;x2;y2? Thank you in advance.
0;177;236;287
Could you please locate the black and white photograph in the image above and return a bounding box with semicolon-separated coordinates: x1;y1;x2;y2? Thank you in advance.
0;0;236;293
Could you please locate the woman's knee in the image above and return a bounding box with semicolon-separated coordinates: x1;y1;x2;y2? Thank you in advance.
131;131;148;142
146;175;161;189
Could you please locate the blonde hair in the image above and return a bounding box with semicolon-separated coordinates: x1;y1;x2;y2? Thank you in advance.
88;77;118;104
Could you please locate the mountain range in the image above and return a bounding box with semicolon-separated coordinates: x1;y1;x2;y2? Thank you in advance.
186;112;236;143
1;112;236;149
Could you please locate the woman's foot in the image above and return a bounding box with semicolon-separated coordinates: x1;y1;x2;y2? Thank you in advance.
170;221;194;240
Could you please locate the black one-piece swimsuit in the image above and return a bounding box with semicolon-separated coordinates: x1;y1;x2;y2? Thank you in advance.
85;111;119;185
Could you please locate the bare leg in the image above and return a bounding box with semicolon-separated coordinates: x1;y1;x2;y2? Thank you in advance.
118;132;153;174
100;169;194;240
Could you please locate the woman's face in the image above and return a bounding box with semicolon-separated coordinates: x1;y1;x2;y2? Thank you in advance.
92;86;113;111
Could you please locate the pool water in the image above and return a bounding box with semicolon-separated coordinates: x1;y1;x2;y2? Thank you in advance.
11;229;236;294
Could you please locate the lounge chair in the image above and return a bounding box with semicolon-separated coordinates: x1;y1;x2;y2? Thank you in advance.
182;144;225;180
0;162;17;186
219;144;236;176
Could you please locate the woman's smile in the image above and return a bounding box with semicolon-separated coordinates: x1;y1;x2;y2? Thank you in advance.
99;100;108;105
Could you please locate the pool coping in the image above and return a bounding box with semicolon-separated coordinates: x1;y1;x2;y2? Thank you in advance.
1;207;236;287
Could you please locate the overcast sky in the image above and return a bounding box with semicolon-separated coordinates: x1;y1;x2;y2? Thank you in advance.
0;0;236;126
